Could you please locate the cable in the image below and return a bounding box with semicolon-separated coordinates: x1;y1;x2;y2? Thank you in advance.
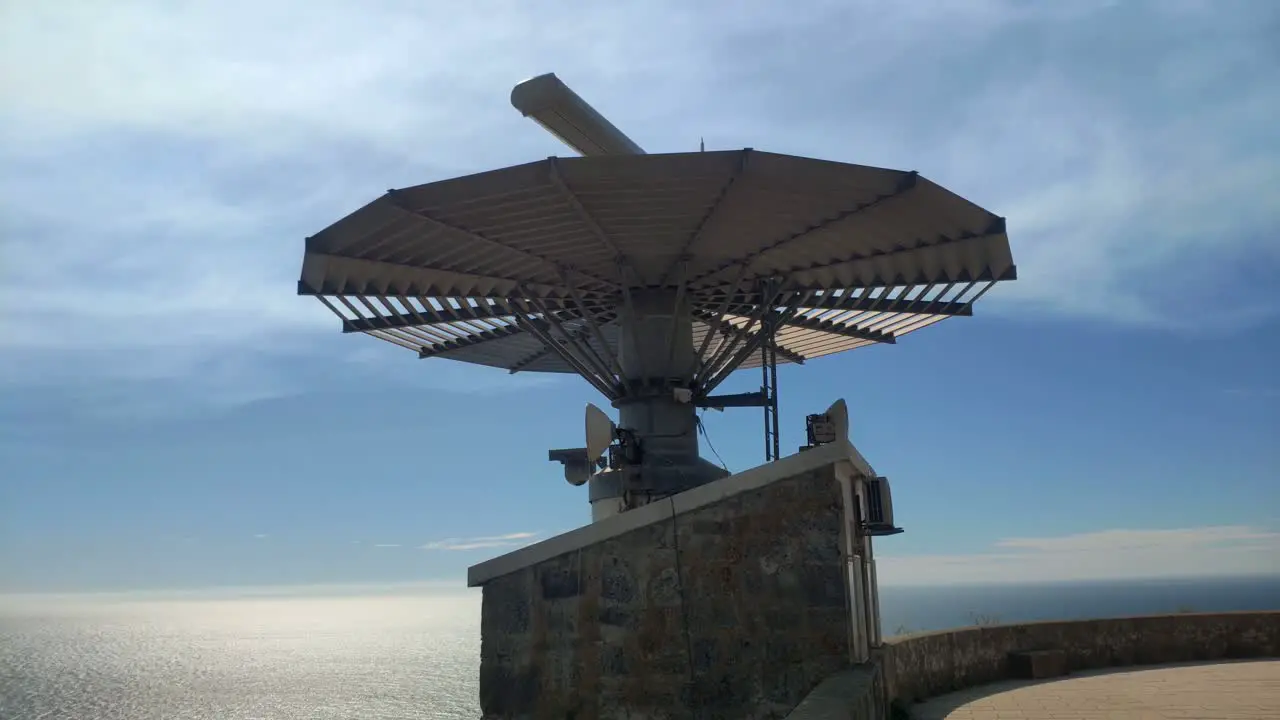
659;459;699;716
696;411;730;473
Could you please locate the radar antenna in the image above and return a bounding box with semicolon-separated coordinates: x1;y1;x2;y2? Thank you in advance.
298;72;1017;522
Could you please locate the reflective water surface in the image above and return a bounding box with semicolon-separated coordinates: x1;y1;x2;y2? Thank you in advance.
0;590;481;720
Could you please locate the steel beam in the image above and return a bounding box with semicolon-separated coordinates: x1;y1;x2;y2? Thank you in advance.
783;315;897;344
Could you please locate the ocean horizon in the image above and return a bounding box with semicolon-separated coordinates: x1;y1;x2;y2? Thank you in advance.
2;574;1277;719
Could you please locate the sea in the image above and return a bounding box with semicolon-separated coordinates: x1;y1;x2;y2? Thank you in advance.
1;575;1277;720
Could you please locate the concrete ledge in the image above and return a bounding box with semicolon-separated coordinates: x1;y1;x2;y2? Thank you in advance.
787;611;1280;719
784;665;885;720
467;438;876;587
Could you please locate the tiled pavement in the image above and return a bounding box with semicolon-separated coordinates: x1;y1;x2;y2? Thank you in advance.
911;659;1280;719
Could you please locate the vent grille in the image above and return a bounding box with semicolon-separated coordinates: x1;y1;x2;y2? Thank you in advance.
865;477;888;525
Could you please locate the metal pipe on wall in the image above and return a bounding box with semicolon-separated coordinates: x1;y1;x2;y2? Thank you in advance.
868;536;883;647
838;466;870;664
850;552;869;664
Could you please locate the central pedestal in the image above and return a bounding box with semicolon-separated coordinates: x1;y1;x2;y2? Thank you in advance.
588;288;728;521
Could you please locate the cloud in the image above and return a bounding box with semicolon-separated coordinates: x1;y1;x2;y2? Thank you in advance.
372;544;402;548
420;532;540;552
253;534;268;539
1;0;1276;408
878;525;1280;585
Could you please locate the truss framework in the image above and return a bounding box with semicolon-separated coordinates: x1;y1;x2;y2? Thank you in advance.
299;150;1016;403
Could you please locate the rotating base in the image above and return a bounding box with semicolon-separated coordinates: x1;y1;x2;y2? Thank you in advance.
587;456;729;522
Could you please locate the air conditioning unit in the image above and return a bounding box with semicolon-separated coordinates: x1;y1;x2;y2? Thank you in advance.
863;477;904;536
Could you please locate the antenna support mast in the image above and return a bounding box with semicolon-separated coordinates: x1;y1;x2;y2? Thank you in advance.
512;73;726;518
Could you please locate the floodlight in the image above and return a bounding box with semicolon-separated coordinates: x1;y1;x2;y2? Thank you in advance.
547;448;592;486
510;73;645;156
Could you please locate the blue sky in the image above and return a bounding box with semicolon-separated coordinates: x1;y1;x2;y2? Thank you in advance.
1;0;1277;593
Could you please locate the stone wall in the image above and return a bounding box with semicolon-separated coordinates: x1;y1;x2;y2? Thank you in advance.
470;442;873;720
882;610;1280;706
783;610;1280;719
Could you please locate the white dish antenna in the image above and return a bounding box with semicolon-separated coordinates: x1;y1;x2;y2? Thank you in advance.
585;403;617;463
826;398;849;440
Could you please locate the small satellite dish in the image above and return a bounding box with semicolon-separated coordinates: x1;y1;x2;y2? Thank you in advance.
585;403;617;463
826;398;849;440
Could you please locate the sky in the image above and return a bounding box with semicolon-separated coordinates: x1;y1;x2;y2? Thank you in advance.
1;0;1277;593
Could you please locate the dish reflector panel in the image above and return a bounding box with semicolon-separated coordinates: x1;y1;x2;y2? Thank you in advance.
827;398;849;440
585;403;616;462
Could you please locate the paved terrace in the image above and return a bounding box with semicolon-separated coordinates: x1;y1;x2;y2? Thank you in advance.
912;659;1280;720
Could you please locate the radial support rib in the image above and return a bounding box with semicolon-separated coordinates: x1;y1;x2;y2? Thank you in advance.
695;280;782;387
385;188;618;291
694;311;807;366
701;292;812;394
547;158;625;260
802;292;973;317
524;293;619;388
783;315;896;344
509;324;591;373
560;272;624;380
505;299;619;399
692;263;753;376
339;295;598;333
687;172;919;286
416;323;530;358
656;148;751;287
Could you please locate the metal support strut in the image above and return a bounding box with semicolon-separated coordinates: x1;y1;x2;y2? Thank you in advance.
762;310;781;462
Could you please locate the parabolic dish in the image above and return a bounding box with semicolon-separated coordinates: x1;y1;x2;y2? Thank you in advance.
298;149;1015;398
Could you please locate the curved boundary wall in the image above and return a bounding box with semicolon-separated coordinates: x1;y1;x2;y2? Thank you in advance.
786;610;1280;720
